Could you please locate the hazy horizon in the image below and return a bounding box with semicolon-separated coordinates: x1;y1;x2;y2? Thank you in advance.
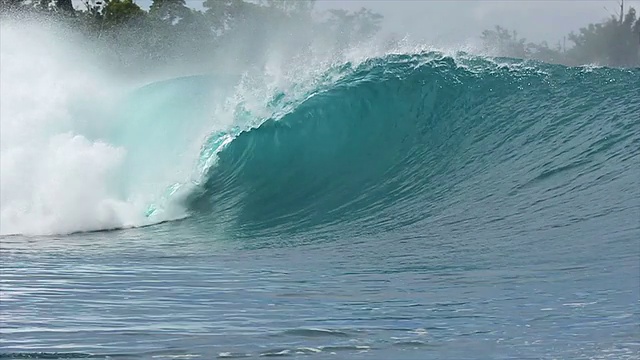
314;0;640;45
67;0;640;46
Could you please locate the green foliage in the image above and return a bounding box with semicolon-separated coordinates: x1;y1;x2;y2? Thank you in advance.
483;8;640;67
149;0;189;25
56;0;73;13
567;8;639;66
202;0;251;31
481;26;528;58
527;41;563;64
0;0;28;13
261;0;315;15
102;0;145;26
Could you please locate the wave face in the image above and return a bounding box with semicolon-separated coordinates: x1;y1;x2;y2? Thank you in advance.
187;53;640;239
2;39;639;236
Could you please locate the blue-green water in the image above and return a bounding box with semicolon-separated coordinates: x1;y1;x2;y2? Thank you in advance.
1;53;639;359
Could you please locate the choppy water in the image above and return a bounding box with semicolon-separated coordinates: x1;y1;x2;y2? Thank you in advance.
1;53;639;359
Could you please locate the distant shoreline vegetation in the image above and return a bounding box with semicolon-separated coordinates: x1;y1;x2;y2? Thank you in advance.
480;9;640;68
2;0;639;69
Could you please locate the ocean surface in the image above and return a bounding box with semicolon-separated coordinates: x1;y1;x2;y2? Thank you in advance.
1;52;639;359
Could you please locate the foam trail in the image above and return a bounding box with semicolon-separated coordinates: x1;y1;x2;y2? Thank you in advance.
1;23;112;234
0;21;209;235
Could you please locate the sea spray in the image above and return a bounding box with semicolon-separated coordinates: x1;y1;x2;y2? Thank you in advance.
0;16;390;235
2;16;638;237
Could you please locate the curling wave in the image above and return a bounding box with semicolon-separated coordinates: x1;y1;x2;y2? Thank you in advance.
185;53;640;239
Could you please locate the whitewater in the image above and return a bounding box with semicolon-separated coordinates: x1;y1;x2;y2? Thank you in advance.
1;17;639;360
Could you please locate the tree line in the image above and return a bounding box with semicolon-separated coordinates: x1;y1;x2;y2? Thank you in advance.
481;7;640;67
2;0;639;69
1;0;383;73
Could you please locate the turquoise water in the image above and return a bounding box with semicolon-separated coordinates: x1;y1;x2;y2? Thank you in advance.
1;53;639;359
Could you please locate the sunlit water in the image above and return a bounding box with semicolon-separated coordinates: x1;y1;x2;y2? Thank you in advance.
1;210;638;359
